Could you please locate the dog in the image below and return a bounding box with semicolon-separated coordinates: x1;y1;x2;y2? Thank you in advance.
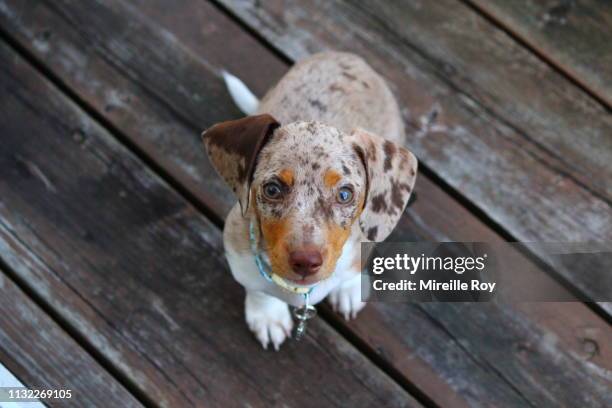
202;52;417;350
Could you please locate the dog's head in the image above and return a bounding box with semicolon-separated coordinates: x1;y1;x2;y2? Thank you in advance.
203;114;417;285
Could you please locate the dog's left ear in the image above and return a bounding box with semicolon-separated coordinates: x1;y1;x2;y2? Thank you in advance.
202;114;280;215
349;128;418;242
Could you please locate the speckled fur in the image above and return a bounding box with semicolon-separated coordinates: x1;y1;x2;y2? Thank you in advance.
258;52;405;144
204;52;417;349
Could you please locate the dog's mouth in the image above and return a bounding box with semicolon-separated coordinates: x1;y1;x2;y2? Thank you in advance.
264;271;324;294
272;266;336;288
285;275;322;287
264;263;330;288
262;253;331;287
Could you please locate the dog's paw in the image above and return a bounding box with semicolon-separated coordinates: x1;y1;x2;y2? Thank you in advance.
245;292;293;350
328;275;367;320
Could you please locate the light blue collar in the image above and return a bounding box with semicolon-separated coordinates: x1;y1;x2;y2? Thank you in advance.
249;220;314;295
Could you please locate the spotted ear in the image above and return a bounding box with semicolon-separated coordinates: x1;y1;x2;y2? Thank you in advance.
202;114;280;215
349;128;418;241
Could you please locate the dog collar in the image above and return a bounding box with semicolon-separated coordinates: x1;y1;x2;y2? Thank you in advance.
249;221;314;295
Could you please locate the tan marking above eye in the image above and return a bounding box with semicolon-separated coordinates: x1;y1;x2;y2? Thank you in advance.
278;168;294;186
324;169;342;188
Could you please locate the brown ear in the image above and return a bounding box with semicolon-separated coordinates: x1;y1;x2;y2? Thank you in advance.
202;114;280;215
349;128;418;241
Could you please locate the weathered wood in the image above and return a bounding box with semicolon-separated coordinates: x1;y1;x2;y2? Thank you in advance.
0;42;421;407
355;175;612;407
0;271;143;408
5;0;243;220
467;0;612;108
0;0;610;406
215;0;612;311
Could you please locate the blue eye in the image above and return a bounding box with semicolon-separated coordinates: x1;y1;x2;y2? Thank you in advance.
337;186;354;204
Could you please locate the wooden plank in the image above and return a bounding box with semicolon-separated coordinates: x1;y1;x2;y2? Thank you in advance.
366;204;612;408
467;0;612;108
0;271;143;408
213;0;612;311
0;0;610;406
0;41;421;407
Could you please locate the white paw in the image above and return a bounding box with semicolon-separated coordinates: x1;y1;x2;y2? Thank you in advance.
328;275;368;320
245;292;293;350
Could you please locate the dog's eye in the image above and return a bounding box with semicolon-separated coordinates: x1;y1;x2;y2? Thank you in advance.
263;182;283;200
337;186;354;204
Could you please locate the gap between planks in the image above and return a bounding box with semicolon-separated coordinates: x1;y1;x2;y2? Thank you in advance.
0;258;158;408
460;0;612;113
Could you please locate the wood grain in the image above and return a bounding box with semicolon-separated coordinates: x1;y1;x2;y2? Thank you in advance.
0;41;421;407
467;0;612;108
0;0;610;406
214;0;612;312
0;271;143;408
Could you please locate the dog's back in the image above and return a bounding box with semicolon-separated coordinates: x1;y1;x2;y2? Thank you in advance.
256;52;405;144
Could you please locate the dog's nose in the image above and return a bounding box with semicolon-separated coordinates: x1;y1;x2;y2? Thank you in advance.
289;250;323;277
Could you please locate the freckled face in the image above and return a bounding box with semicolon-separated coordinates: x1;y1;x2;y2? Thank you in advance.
251;122;366;284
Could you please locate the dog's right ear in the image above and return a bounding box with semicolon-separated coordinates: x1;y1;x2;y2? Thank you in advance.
202;114;280;216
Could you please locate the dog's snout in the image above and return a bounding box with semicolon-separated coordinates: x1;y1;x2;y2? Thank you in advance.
289;249;322;277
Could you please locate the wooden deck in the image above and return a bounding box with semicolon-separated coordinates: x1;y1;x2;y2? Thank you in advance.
0;0;610;406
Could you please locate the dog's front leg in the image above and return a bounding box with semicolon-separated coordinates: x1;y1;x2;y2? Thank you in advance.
328;273;369;320
245;290;293;350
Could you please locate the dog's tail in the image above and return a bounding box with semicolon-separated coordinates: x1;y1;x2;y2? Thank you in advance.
222;70;259;115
